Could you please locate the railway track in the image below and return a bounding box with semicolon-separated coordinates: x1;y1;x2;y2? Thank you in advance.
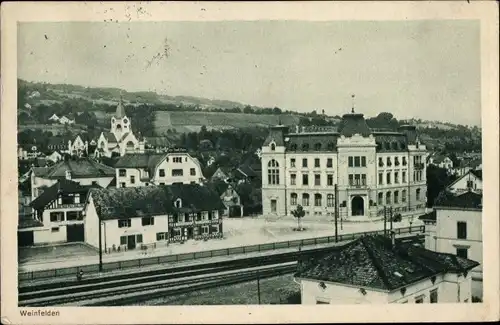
19;234;424;307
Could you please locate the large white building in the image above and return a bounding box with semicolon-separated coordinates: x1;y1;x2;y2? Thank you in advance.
83;184;225;252
261;111;428;220
96;98;145;158
295;235;479;304
419;190;483;299
113;148;205;188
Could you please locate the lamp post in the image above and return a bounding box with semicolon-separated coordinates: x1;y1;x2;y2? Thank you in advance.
98;220;103;272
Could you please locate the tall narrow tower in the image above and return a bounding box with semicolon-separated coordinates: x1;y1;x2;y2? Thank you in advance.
110;94;131;141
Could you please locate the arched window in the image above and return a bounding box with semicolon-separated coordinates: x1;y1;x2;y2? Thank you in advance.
314;143;322;151
314;193;322;206
385;142;390;150
378;157;384;167
267;160;280;185
290;143;297;151
378;192;383;205
126;141;135;150
386;191;391;205
290;193;298;206
395;157;400;166
402;190;407;203
387;157;392;166
400;142;406;150
392;142;398;150
327;142;335;151
302;193;310;206
327;194;334;207
394;190;399;204
416;188;421;201
302;143;309;151
270;143;276;151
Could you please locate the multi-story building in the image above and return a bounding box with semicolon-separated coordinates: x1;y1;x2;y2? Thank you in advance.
83;184;225;252
261;111;428;220
295;235;479;304
447;169;482;194
419;189;483;299
113;148;204;188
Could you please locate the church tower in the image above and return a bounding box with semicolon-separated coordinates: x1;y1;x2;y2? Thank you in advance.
110;95;131;141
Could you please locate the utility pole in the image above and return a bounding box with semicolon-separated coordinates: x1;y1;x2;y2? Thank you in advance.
334;184;339;242
383;206;387;237
389;206;393;233
98;220;103;272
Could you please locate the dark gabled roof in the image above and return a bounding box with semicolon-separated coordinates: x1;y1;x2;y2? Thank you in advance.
145;137;171;148
236;165;257;178
33;158;115;179
104;132;118;143
418;210;436;222
207;180;231;196
470;169;482;180
30;179;101;210
107;177;117;188
89;183;225;220
114;153;165;169
434;190;482;209
295;235;480;291
337;113;372;137
286;133;339;152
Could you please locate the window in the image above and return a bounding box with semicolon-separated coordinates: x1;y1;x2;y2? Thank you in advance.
457;247;469;259
402;190;407;203
190;168;196;176
314;158;320;168
314;143;321;151
66;211;79;220
120;182;126;188
430;289;438;303
402;157;407;166
302;193;310;206
156;232;168;241
159;182;165;186
327;194;334;207
142;217;155;226
395;172;399;184
291;158;296;167
118;219;132;228
354;157;360;167
466;180;474;188
173;157;183;163
290;174;296;185
361;174;367;186
416;188;421;201
201;225;209;234
314;194;322;206
290;193;298;205
91;181;97;187
316;300;330;304
327;158;333;168
394;191;399;204
120;236;127;245
395;157;400;166
271;143;276;151
268;160;280;185
327;174;334;186
136;234;143;243
302;143;309;151
159;169;165;177
354;174;360;185
348;157;353;167
361;156;366;167
130;175;135;184
302;158;308;168
378;192;383;205
51;227;59;232
302;174;309;186
119;169;126;177
402;171;406;183
415;296;424;304
290;144;297;151
457;222;467;239
378;157;384;167
50;212;64;222
348;174;354;186
172;169;184;177
386;172;391;184
378;172;383;185
314;174;321;186
386;192;391;205
387;157;392;166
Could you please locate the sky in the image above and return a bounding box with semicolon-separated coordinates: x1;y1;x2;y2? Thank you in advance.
18;20;481;126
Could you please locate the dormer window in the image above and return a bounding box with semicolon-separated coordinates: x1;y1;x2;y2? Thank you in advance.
302;143;309;151
290;144;297;151
385;142;390;150
174;198;182;208
327;142;335;151
392;142;398;150
314;143;322;151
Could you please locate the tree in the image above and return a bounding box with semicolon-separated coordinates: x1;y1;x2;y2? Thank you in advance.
292;205;306;231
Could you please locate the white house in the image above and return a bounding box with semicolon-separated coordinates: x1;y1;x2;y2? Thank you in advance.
48;114;60;122
18;176;101;246
295;234;479;304
261;110;428;220
83;184;225;252
46;151;63;163
113;149;204;188
30;157;116;202
59;116;75;125
419;190;483;299
447;170;482;194
429;155;454;172
208;180;244;217
96;98;145;157
68;135;89;157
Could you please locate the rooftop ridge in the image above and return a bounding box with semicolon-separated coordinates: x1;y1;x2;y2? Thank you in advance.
360;236;393;290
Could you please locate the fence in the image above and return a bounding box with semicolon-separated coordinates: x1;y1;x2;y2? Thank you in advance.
18;225;425;281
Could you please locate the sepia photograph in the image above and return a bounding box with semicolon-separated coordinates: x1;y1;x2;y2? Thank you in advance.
1;1;499;324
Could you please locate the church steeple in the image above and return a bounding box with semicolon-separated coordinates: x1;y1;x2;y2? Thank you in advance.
115;92;126;118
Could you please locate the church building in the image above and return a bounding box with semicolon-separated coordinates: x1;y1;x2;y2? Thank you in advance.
96;98;145;157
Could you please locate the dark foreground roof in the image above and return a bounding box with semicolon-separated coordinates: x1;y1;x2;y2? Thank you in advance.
295;235;479;291
89;183;225;220
32;158;115;179
418;210;436;222
114;153;165;172
30;179;101;210
434;190;482;209
18;214;44;229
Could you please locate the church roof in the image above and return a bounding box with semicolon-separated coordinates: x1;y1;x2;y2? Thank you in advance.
104;132;117;143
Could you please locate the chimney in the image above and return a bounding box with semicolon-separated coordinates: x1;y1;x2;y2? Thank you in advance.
65;170;72;180
391;231;396;248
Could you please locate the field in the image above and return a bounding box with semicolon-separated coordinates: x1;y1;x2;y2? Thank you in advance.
18;123;89;135
154;111;302;134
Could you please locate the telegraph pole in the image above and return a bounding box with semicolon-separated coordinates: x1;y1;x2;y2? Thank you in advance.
383;206;387;237
334;184;339;242
389;206;394;233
